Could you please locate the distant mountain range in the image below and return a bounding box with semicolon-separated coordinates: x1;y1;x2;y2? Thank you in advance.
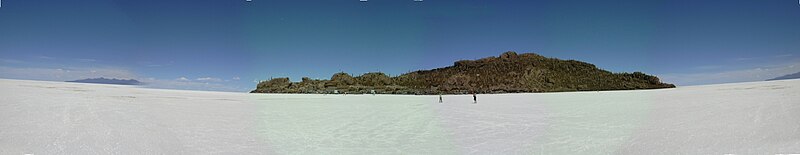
251;51;675;94
67;78;142;85
767;72;800;81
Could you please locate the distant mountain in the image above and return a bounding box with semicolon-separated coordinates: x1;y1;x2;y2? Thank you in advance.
67;77;142;85
251;51;675;94
767;72;800;81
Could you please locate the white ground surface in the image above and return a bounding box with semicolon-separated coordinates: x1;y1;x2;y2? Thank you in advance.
1;78;798;154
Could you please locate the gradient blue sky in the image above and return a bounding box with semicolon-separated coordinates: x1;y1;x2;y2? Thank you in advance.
1;0;799;92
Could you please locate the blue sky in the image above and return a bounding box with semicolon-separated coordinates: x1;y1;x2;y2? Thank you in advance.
1;0;799;92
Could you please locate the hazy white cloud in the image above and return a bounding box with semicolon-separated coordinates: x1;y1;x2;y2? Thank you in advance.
232;77;241;80
196;77;222;82
176;77;190;81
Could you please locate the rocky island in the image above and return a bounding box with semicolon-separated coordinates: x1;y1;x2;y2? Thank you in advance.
251;51;675;94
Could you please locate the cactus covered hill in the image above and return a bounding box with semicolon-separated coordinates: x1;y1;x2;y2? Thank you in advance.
251;51;675;94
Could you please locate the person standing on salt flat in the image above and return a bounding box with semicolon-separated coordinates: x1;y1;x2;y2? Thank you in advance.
472;92;477;104
439;94;443;103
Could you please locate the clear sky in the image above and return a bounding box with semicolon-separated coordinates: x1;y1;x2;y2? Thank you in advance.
1;0;799;92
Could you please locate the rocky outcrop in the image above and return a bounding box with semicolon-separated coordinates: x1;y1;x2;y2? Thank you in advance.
251;51;675;94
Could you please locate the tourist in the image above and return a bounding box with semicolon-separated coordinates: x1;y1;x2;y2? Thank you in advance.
472;92;477;104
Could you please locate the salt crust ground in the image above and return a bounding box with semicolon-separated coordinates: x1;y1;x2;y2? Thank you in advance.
1;78;798;154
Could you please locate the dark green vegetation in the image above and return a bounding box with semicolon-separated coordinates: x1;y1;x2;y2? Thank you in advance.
251;51;675;94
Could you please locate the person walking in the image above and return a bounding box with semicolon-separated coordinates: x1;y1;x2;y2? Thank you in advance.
472;92;477;104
